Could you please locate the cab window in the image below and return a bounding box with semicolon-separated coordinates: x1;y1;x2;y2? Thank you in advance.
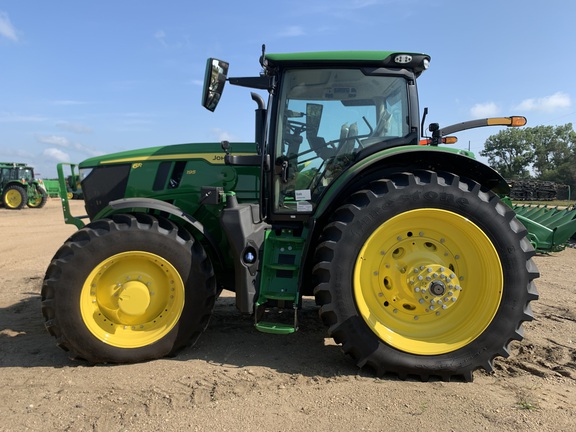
273;68;409;213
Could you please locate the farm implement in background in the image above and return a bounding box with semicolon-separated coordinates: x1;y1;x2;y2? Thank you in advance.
512;204;576;252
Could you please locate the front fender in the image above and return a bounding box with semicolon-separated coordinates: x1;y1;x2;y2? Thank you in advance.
95;197;225;267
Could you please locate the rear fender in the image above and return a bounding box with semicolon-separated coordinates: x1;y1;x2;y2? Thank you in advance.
315;146;509;220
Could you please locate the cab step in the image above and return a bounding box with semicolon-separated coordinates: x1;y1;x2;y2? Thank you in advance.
254;229;304;334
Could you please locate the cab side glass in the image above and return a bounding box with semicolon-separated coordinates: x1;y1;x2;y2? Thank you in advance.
202;58;229;112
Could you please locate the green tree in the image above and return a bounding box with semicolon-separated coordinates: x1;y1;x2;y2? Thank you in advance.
481;123;576;197
530;124;576;190
479;128;534;179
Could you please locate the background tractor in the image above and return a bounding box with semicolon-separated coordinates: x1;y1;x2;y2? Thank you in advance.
43;48;540;381
0;162;48;210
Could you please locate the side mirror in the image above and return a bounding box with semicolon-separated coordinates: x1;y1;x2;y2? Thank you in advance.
202;58;229;112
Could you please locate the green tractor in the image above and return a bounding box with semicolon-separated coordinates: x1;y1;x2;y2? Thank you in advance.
1;162;48;209
42;49;540;381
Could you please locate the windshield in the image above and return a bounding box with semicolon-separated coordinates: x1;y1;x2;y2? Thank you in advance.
274;68;409;213
0;167;34;182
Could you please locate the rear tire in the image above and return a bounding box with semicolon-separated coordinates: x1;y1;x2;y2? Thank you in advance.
42;213;217;363
313;170;539;381
2;184;27;209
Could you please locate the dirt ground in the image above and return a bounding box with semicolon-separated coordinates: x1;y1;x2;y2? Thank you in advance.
1;198;575;432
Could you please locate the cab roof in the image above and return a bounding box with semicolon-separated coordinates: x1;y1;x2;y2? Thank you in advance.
264;51;431;76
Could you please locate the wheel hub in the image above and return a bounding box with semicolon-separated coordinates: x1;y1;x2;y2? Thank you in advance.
408;264;462;316
117;281;151;316
429;281;446;296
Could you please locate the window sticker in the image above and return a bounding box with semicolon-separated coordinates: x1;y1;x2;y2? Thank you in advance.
297;201;313;212
295;189;311;201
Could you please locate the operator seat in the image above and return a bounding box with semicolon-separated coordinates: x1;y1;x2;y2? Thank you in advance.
336;122;358;156
373;104;391;137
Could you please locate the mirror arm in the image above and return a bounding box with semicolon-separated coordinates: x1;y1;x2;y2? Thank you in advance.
228;76;272;90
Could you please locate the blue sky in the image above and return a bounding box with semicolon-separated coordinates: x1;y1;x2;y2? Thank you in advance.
1;0;574;178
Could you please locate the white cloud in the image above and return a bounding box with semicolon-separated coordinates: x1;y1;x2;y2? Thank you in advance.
470;102;500;118
56;121;93;134
43;148;70;163
36;133;103;157
301;0;382;14
0;112;48;123
0;11;18;42
50;100;89;106
278;26;305;37
154;29;167;46
36;134;70;147
70;142;104;157
514;92;572;112
345;0;381;9
0;147;34;159
211;128;236;142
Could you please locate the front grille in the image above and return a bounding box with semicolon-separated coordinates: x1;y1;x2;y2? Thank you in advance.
82;164;130;219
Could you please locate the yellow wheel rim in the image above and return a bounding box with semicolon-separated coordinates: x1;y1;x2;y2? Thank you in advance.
80;251;185;348
354;209;503;355
5;189;23;208
28;195;41;207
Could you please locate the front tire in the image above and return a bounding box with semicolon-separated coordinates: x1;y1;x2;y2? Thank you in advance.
2;184;27;209
27;186;48;208
42;213;217;363
313;170;539;381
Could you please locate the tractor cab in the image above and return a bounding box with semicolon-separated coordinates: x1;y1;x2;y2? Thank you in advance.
202;50;431;222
